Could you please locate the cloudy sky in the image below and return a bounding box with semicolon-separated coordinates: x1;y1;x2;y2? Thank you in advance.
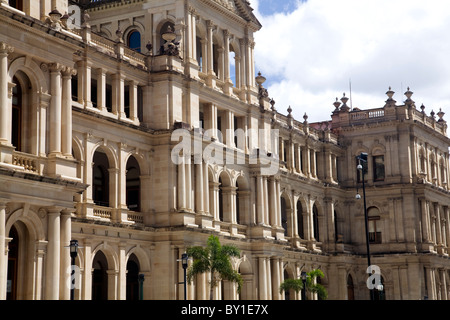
250;0;450;123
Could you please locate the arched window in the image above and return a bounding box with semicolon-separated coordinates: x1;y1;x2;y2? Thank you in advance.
92;251;108;300
126;156;141;212
313;204;320;241
7;226;19;300
373;155;385;181
93;151;110;207
368;207;382;244
127;30;141;52
347;275;354;300
126;254;140;300
297;200;304;239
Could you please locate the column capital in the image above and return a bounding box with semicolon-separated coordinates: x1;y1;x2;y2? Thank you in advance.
0;42;14;55
62;66;77;77
49;63;64;73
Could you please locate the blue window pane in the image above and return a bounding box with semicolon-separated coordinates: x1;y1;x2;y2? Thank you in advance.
128;31;141;52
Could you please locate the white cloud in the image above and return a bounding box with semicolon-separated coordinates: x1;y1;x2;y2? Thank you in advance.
251;0;450;123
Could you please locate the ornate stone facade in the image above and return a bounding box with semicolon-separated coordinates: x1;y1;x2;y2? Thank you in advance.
0;0;449;300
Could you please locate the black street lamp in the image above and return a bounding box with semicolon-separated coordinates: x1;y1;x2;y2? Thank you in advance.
69;239;79;300
181;253;188;300
301;271;307;300
356;152;374;300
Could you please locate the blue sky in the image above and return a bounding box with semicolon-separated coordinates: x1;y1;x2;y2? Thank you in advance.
250;0;450;124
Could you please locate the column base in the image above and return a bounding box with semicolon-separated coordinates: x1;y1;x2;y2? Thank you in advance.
47;153;78;180
0;142;15;165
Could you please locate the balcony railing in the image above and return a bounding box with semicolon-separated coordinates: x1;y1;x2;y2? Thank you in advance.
13;151;38;173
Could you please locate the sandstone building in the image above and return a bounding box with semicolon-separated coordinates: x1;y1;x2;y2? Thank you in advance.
0;0;449;300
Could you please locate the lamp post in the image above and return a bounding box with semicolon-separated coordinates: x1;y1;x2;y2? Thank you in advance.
69;239;79;300
357;152;374;300
301;271;307;301
181;253;188;300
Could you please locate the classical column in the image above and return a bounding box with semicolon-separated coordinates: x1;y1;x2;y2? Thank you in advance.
185;158;193;211
195;160;204;213
202;160;209;214
206;20;214;76
59;209;72;300
0;43;13;144
112;73;125;118
129;80;138;122
96;68;107;112
258;256;267;300
263;177;269;225
421;199;431;243
239;39;247;90
118;243;127;300
178;155;186;210
271;258;281;300
268;178;276;226
223;30;231;83
256;175;264;224
49;63;63;155
61;67;76;156
0;202;6;300
45;208;61;299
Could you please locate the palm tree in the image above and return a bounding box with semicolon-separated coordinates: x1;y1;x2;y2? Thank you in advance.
186;235;243;300
279;269;328;300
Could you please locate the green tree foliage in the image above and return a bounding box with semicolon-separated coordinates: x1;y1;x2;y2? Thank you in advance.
186;235;242;300
279;269;328;300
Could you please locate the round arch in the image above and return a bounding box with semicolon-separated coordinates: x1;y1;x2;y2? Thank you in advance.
7;56;49;94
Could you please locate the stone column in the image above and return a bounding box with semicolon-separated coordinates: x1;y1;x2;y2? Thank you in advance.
97;68;107;112
195;160;204;213
202;160;209;214
258;256;267;300
118;243;127;300
421;199;431;242
45;208;61;300
61;67;76;156
223;30;231;83
263;177;269;225
206;20;214;77
129;80;138;122
239;39;246;90
256;175;264;224
178;155;186;210
271;258;281;300
49;63;63;155
0;43;13;145
0;201;6;300
59;209;72;300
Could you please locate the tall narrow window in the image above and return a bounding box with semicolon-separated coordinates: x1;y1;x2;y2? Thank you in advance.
297;200;304;239
128;31;141;52
356;156;368;183
373;155;385;181
126;156;141;212
368;207;382;244
313;204;319;241
281;197;288;236
93;151;110;207
11;76;22;151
